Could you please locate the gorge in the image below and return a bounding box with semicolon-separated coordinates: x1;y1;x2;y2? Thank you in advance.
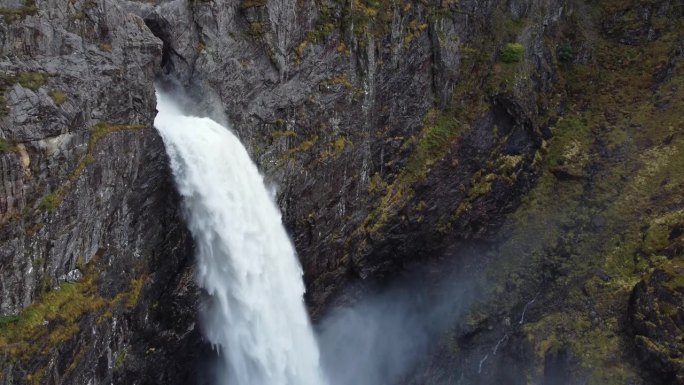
0;0;683;384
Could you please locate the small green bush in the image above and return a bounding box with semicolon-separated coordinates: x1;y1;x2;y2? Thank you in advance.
0;139;12;153
0;315;19;328
557;42;574;63
49;89;66;105
14;72;47;91
501;43;524;63
114;350;127;370
39;190;63;212
0;0;37;23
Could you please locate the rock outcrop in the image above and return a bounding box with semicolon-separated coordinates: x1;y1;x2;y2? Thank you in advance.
136;0;561;314
630;266;684;385
0;1;197;383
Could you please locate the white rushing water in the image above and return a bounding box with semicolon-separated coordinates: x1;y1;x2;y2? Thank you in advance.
154;92;326;385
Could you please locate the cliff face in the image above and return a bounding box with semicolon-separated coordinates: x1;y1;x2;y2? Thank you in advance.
141;0;561;313
0;0;682;384
0;1;197;384
420;1;684;384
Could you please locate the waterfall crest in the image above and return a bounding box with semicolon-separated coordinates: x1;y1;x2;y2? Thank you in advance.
154;92;325;385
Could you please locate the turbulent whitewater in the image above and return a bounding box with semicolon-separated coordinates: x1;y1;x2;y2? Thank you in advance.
154;93;326;385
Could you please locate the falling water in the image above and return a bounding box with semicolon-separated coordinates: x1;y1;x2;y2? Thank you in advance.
154;92;326;385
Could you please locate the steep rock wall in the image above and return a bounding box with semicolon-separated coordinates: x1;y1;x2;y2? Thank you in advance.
2;0;681;384
139;0;564;313
0;1;197;384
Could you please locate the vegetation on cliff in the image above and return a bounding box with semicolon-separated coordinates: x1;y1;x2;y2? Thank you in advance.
463;1;684;383
0;0;681;383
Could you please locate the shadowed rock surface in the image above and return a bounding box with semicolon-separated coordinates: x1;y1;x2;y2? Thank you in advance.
0;0;682;384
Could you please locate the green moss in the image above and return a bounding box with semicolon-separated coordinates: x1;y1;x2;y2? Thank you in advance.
26;367;46;385
125;278;145;309
498;154;524;173
500;43;524;63
49;89;66;105
271;130;297;140
0;0;37;23
643;210;684;254
358;108;465;236
404;109;463;179
38;191;61;212
319;136;351;160
75;255;86;270
0;257;149;363
403;19;429;48
0;264;108;358
368;173;387;194
0;72;48;93
114;349;126;370
522;312;634;385
66;344;87;375
246;22;265;40
466;172;496;201
557;41;574;63
660;260;684;292
294;5;337;61
332;136;349;154
240;0;267;8
478;4;684;380
502;18;528;36
362;183;414;237
196;40;206;53
0;315;19;329
0;95;7;117
319;75;355;91
643;224;670;255
37;123;146;213
0;71;48;117
545;115;590;177
12;72;48;91
282;135;318;159
0;138;15;153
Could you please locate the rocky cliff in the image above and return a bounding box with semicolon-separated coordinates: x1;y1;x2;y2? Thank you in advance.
0;0;682;384
0;1;198;383
140;0;559;314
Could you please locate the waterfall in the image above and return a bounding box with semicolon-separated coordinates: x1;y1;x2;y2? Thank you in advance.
154;92;326;385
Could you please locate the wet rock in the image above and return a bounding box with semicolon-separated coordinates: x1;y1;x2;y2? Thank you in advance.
0;0;196;383
629;266;684;384
129;0;560;317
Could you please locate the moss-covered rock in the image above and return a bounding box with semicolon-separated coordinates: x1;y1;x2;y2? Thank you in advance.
629;263;684;384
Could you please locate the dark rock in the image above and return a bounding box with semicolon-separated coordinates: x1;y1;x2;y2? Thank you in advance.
0;0;197;383
628;267;684;384
593;268;611;282
7;0;675;383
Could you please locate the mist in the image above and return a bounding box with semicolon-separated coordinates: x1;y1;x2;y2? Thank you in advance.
316;262;480;385
155;83;487;385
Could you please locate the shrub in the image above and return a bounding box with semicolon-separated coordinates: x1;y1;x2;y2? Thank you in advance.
0;315;19;328
557;41;574;63
501;43;524;63
14;72;47;91
0;139;13;153
49;89;66;105
0;0;37;23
